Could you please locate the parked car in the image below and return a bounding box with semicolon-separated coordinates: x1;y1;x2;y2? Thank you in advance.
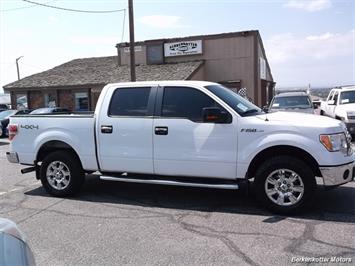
320;86;355;138
265;92;315;114
29;107;70;115
0;110;32;137
0;218;36;266
0;104;8;112
6;81;355;213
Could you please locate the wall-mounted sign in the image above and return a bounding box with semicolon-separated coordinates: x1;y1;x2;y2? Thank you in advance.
123;46;142;53
259;57;266;80
164;40;202;57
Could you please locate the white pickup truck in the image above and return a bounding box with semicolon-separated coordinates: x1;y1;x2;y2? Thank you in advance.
6;81;355;213
320;86;355;137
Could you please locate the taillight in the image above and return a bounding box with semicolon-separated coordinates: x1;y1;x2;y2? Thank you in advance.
8;124;18;141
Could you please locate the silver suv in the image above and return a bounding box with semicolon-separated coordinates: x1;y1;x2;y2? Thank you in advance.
267;92;315;114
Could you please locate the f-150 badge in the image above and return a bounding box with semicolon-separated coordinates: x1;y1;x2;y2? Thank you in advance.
241;128;264;133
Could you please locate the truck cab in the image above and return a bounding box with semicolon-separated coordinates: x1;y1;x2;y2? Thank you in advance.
320;86;355;137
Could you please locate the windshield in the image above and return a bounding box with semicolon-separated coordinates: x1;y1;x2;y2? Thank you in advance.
30;108;52;114
271;95;312;109
0;110;16;119
205;84;262;116
340;91;355;104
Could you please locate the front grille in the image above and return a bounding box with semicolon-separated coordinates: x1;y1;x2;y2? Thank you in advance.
348;116;355;120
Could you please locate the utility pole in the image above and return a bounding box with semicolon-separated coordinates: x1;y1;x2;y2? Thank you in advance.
128;0;136;81
16;56;23;80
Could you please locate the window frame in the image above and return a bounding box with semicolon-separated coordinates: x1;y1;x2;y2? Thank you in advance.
107;86;157;118
43;91;58;108
155;86;232;123
327;90;335;101
74;91;90;112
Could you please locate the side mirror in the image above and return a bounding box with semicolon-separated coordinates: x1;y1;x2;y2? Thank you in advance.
202;107;231;123
328;100;335;105
262;105;269;113
312;101;320;109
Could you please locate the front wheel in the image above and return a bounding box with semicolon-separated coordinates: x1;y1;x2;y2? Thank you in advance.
254;156;316;214
40;151;85;197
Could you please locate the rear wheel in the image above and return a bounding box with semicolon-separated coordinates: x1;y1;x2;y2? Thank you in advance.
254;156;316;214
40;151;85;196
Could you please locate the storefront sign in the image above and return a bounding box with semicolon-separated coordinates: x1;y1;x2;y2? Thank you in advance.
164;40;202;57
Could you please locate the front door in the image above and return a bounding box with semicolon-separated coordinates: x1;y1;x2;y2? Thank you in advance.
153;86;238;179
98;86;155;174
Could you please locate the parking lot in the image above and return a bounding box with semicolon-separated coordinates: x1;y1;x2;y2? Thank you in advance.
0;138;355;266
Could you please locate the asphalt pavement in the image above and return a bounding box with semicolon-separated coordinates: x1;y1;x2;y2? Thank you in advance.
0;138;354;266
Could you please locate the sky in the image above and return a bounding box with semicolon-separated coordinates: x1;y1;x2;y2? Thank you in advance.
0;0;354;93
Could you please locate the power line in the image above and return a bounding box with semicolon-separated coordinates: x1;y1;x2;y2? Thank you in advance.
21;0;125;13
0;1;57;12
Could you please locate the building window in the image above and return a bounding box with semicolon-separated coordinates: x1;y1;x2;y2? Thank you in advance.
44;92;57;107
74;92;89;111
16;94;28;109
147;43;164;65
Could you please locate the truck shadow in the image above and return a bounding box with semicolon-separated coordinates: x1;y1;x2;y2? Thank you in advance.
25;175;355;224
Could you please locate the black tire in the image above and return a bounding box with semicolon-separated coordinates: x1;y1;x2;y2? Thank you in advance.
40;150;85;197
320;110;324;116
254;156;316;214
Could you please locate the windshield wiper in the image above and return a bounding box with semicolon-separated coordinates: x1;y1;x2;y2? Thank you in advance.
242;109;259;116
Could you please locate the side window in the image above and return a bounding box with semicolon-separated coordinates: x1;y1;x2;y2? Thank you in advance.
161;87;221;122
109;87;151;116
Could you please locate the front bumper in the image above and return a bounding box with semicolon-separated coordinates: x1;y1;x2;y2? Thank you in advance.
320;161;354;186
6;152;19;164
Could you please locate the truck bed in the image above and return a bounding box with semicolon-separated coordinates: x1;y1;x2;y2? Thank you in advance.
9;114;98;171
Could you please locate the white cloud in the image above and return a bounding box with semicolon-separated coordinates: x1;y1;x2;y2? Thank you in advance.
284;0;332;12
138;15;188;29
265;30;355;86
265;30;354;63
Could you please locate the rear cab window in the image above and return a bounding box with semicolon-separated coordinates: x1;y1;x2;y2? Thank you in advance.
109;87;151;117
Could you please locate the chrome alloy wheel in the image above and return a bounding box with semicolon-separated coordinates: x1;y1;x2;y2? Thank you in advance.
46;161;71;190
264;169;304;206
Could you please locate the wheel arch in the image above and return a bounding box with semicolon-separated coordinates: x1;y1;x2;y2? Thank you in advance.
36;140;82;168
246;145;321;179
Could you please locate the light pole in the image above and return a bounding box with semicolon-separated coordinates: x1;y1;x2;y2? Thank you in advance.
16;56;23;80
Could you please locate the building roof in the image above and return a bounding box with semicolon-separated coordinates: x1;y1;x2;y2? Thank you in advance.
4;56;204;89
116;30;258;47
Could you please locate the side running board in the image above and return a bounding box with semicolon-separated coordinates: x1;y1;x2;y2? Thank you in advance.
100;175;239;190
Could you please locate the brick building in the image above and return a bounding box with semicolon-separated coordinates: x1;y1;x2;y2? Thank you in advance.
4;30;275;110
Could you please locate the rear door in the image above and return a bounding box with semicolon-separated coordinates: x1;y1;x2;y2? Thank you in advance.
153;86;238;179
97;86;156;174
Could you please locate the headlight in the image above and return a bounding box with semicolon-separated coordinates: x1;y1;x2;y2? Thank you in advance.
320;133;348;153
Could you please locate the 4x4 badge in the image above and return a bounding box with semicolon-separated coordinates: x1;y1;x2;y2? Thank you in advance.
20;125;39;130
